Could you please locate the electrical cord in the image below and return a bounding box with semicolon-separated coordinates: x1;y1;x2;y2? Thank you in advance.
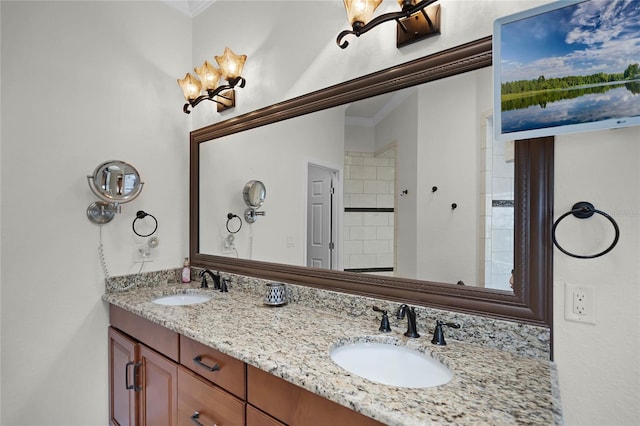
98;226;110;280
248;223;254;260
98;225;136;291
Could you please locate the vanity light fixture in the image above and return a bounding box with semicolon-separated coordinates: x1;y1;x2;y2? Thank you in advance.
337;0;441;49
178;47;247;114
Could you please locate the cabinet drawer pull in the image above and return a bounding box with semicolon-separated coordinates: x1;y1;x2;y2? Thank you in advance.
191;411;204;426
193;355;220;372
125;361;142;392
190;411;218;426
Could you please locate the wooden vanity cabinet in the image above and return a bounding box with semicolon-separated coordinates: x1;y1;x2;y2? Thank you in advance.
109;305;382;426
109;306;246;426
109;306;181;425
108;327;178;426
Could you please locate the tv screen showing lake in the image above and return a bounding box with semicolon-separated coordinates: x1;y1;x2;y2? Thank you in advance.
501;82;640;135
496;0;640;138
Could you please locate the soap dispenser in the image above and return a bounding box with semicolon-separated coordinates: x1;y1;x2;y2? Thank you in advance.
181;258;191;283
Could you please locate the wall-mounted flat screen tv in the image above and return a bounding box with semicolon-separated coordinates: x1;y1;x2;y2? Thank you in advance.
493;0;640;141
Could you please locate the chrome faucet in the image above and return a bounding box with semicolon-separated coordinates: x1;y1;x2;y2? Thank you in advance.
397;304;420;338
198;269;220;290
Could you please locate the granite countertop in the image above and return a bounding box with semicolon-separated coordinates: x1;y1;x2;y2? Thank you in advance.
103;283;562;426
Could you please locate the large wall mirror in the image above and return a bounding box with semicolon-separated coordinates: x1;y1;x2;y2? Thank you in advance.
190;37;554;327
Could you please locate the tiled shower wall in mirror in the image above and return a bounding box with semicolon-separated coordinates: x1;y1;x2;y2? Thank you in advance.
481;118;515;291
343;150;395;275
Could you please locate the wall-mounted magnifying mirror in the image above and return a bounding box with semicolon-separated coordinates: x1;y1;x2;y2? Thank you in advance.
86;160;144;224
243;180;266;223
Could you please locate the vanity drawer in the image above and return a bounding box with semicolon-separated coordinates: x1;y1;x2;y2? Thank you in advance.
180;335;246;399
246;404;285;426
247;365;383;426
177;367;245;426
110;304;179;362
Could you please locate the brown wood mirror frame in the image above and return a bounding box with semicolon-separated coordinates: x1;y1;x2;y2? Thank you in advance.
189;36;554;327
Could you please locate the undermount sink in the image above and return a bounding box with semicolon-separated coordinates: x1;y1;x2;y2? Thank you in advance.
330;341;453;388
152;293;211;306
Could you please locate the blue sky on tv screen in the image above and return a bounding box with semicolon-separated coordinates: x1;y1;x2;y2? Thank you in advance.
500;0;640;83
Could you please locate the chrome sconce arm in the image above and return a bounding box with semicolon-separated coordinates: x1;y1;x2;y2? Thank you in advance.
182;76;247;114
337;0;441;49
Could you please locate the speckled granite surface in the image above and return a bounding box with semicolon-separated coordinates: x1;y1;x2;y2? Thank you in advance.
104;272;562;426
107;270;551;360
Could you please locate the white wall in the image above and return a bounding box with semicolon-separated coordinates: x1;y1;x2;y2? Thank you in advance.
374;92;419;278
199;108;345;264
415;70;485;285
554;127;640;426
1;1;191;424
192;2;639;425
0;1;637;425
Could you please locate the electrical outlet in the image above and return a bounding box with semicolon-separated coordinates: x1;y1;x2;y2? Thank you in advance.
565;284;595;324
222;235;236;254
133;243;155;263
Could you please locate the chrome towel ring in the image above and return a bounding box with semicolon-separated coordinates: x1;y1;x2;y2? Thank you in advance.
552;201;619;259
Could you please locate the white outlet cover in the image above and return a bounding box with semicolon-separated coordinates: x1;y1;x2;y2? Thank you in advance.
565;283;596;324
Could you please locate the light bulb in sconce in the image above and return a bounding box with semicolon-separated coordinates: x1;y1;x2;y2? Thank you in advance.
337;0;441;49
177;73;202;101
194;60;223;91
343;0;382;26
215;47;247;81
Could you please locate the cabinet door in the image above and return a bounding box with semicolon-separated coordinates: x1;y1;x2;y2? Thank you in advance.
139;345;178;426
177;367;245;426
109;327;140;426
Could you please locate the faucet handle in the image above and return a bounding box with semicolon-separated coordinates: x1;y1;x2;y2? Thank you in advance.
220;278;229;292
198;270;209;288
431;320;461;345
372;306;391;332
212;273;221;290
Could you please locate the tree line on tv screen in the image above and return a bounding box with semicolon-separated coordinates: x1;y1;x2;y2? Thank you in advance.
501;63;640;96
500;63;640;111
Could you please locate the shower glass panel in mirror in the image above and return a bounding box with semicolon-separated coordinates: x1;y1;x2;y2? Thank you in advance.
199;67;514;291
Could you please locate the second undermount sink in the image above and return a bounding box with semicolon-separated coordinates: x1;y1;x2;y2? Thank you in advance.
330;341;453;388
152;293;211;306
